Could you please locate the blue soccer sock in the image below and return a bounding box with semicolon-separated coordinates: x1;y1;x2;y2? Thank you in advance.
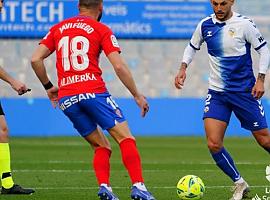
211;147;241;182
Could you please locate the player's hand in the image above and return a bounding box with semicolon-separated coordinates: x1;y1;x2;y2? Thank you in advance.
46;86;59;108
175;67;186;89
251;80;265;99
134;94;149;117
10;79;31;95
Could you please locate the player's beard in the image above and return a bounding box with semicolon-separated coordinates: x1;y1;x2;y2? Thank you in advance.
215;10;231;21
98;11;102;22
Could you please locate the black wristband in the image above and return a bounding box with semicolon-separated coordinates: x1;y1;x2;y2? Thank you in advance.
43;81;53;90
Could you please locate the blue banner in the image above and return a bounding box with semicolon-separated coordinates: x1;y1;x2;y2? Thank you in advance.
0;1;76;38
102;1;212;39
0;0;212;39
3;98;266;136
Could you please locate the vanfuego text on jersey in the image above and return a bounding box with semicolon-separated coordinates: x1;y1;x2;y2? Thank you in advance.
60;73;97;87
60;22;94;34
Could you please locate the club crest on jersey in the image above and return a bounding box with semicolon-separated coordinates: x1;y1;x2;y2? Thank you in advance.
204;106;209;113
228;27;236;37
115;109;123;118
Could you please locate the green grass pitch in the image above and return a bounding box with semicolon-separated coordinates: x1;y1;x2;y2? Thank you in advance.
1;136;269;200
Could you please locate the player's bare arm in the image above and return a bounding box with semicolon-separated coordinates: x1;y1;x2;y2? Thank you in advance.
252;73;265;99
0;66;30;95
175;40;198;90
31;44;58;107
251;43;270;100
107;51;149;117
175;62;187;90
45;86;59;108
31;44;52;85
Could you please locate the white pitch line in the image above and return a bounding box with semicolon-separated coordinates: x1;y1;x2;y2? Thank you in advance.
13;169;93;173
13;169;265;173
12;160;268;165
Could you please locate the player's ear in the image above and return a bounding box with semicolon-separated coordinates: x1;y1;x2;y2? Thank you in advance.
98;2;103;12
97;3;103;21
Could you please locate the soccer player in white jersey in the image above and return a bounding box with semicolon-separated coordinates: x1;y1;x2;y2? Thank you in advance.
175;0;270;200
0;0;34;195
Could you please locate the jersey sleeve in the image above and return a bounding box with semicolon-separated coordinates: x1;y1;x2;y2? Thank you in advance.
189;20;204;50
244;19;267;51
39;26;56;52
101;28;121;56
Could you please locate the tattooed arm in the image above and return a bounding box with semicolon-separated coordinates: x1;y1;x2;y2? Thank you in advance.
252;73;266;99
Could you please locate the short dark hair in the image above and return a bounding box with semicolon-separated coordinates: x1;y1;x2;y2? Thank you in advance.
79;0;102;8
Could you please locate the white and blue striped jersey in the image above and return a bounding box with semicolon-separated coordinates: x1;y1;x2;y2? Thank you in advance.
189;12;267;92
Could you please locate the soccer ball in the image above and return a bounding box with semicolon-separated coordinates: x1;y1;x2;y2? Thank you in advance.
177;175;205;199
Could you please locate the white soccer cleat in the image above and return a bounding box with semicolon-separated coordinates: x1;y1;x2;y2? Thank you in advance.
230;181;250;200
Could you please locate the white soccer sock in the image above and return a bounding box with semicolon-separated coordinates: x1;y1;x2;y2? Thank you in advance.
133;182;147;191
100;183;112;192
235;177;244;184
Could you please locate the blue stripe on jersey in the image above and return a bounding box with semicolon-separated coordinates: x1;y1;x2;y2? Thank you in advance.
219;42;255;91
189;42;200;50
255;41;267;51
201;18;225;57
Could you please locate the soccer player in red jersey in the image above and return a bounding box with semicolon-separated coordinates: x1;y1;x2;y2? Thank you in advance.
31;0;155;200
0;0;34;195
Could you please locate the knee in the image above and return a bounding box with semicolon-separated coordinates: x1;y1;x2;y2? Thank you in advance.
258;136;270;149
91;141;111;151
207;140;222;153
0;126;9;142
93;145;112;153
254;130;270;149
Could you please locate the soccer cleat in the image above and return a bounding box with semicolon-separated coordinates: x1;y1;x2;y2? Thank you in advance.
98;186;119;200
1;184;35;195
230;181;250;200
131;186;156;200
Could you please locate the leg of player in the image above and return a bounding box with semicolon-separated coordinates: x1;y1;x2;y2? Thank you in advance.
108;121;156;200
252;128;270;153
0;115;34;195
205;118;249;200
84;128;119;200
